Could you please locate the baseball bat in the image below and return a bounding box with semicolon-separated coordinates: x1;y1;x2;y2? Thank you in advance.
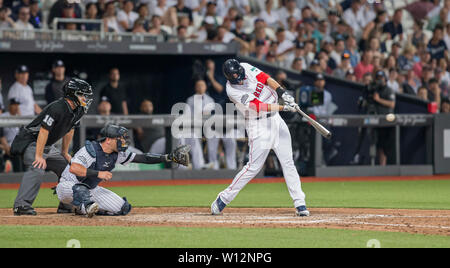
295;106;332;139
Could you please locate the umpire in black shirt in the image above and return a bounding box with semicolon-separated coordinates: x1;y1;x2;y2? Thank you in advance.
11;78;93;216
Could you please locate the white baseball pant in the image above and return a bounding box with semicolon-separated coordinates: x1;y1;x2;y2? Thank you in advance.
218;113;306;208
56;179;125;215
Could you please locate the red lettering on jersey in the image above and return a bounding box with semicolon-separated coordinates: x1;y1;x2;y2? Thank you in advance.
253;83;264;98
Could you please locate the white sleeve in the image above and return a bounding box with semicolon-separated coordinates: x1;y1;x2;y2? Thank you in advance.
241;62;264;80
117;151;136;166
71;147;96;168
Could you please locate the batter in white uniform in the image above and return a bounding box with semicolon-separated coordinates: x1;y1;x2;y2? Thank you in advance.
210;59;310;217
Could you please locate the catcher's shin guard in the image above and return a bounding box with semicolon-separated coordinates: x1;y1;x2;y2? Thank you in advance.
72;183;94;211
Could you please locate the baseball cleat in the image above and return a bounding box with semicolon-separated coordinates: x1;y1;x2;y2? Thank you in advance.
85;203;99;218
57;202;74;214
296;206;310;217
13;206;37;216
211;197;227;215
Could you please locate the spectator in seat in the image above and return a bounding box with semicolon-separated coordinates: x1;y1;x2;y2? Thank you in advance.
47;1;82;29
45;59;70;105
249;39;267;60
277;0;301;28
231;15;250;43
117;0;138;32
344;35;360;68
99;68;129;115
342;0;364;39
387;68;400;93
132;18;147;33
84;3;101;31
103;1;120;33
28;0;42;28
428;78;442;110
441;98;450;113
148;15;169;41
309;58;322;73
354;50;374;82
96;0;107;18
136;3;151;31
333;52;353;79
14;5;33;30
275;27;294;59
417;86;429;101
176;25;188;42
421;65;435;88
330;39;346;68
291;57;304;72
172;0;193;25
0;6;14;29
403;66;421;95
427;24;448;61
258;0;280;29
345;69;357;82
7;65;41;116
383;8;403;41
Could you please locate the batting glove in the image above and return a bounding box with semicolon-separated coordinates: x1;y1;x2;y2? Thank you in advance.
282;92;295;105
283;103;298;113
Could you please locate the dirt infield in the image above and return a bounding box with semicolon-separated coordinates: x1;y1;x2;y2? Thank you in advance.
1;207;449;236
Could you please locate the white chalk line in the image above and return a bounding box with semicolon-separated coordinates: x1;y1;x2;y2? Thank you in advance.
124;213;450;231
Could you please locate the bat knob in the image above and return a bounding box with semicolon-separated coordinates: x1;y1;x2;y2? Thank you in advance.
325;133;332;139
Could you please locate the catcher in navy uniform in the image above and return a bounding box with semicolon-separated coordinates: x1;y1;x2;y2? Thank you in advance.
12;78;93;216
55;124;191;217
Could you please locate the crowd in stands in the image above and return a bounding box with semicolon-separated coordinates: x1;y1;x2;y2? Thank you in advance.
1;0;449;106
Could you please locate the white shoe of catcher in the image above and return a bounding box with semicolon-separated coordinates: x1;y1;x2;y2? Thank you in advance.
86;203;99;218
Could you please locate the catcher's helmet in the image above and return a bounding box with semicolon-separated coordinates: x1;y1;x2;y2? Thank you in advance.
98;124;130;152
63;78;93;113
223;59;245;85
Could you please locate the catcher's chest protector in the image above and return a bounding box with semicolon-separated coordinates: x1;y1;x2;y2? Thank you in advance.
81;141;118;188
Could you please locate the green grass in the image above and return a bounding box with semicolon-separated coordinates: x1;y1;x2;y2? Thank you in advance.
1;225;449;248
1;180;450;210
2;180;450;248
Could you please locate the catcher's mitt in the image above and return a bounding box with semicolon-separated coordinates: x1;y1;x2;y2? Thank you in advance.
168;145;191;166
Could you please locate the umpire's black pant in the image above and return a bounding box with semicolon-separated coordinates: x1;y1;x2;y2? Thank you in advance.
13;142;68;209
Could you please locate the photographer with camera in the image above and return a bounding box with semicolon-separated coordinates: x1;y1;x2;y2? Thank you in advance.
352;71;396;166
352;71;395;166
372;71;396;166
